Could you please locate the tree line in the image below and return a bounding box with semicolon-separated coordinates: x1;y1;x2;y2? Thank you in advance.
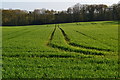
2;2;120;26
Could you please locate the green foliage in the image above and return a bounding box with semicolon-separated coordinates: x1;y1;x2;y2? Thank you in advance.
2;2;120;26
2;21;118;78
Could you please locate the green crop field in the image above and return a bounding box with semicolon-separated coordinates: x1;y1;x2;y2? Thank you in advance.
2;21;119;78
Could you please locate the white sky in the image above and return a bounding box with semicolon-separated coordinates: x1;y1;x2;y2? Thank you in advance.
2;0;119;3
1;0;120;11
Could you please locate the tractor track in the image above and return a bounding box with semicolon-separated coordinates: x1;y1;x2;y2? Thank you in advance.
47;25;104;56
7;30;31;40
3;28;28;37
49;26;56;42
5;27;40;41
48;43;104;55
58;26;112;52
3;50;58;53
47;26;56;46
3;53;75;58
75;30;116;49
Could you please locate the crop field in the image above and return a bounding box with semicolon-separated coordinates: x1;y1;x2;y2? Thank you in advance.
2;21;119;78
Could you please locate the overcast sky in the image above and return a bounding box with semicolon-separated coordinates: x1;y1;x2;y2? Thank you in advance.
1;0;120;11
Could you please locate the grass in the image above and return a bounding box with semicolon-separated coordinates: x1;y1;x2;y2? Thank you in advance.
2;21;119;78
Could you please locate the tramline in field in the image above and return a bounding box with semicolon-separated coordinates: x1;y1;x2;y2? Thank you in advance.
2;21;118;78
